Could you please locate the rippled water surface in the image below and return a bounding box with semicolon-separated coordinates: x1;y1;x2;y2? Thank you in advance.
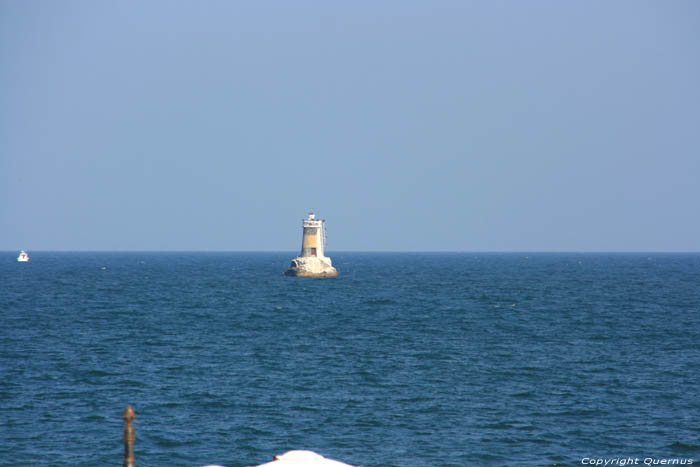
2;252;699;466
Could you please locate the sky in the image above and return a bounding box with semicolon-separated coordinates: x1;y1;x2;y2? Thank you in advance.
1;0;699;252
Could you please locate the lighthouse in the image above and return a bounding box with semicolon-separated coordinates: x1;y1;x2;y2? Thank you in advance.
285;212;338;277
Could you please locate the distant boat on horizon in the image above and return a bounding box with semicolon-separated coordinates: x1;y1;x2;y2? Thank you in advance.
17;250;29;262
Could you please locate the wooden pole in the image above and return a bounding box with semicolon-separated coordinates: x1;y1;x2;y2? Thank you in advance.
123;405;135;467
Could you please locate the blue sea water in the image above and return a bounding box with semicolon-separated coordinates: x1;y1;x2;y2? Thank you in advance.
1;252;699;467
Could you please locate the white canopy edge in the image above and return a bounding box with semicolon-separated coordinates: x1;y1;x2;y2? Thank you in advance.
202;449;355;467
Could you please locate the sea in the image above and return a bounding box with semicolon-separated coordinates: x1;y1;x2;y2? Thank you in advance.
1;252;699;467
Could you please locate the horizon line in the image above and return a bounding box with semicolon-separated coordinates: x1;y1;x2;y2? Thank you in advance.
3;250;700;254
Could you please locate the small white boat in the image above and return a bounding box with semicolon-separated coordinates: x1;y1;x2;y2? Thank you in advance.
17;250;29;262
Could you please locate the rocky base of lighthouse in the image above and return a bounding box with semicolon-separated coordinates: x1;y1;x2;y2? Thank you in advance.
285;256;339;277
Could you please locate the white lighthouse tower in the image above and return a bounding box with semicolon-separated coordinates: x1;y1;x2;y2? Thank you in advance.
285;212;338;277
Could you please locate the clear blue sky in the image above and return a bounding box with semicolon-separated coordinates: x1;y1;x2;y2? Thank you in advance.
2;1;699;251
